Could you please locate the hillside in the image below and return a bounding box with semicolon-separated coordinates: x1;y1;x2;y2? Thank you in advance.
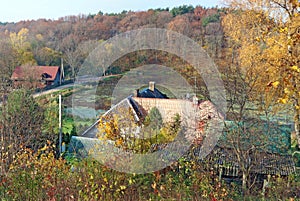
0;5;225;86
0;2;300;199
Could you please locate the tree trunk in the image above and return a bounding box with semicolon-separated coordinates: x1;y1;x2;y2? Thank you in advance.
242;171;247;194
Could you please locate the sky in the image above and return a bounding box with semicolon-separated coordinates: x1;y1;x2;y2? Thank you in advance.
0;0;221;23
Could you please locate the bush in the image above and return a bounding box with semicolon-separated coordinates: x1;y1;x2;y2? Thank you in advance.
1;144;299;200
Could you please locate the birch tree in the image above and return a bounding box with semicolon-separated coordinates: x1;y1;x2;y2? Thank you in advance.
222;0;300;148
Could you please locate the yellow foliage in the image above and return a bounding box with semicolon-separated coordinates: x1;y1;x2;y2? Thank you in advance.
284;88;291;95
119;185;126;190
115;138;124;146
9;28;36;65
223;0;300;111
291;65;299;72
278;98;288;104
271;81;280;88
40;145;48;151
279;27;288;33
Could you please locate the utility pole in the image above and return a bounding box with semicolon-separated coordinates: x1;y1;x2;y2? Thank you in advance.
194;76;197;94
60;58;64;85
59;94;62;155
191;76;197;95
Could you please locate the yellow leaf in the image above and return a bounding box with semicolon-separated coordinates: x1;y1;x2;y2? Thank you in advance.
103;177;108;183
271;81;280;88
40;145;48;151
291;65;299;72
284;88;290;94
128;178;134;185
120;185;126;190
278;98;288;104
116;138;123;146
151;182;157;189
291;65;298;70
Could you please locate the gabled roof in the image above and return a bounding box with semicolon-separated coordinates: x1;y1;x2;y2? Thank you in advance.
11;66;60;81
81;97;140;138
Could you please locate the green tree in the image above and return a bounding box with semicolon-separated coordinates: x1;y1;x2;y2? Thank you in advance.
0;37;17;94
144;107;163;131
42;98;59;134
170;5;194;17
202;13;220;27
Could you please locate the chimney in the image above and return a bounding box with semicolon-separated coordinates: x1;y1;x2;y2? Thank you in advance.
149;81;155;92
193;95;199;105
134;89;139;97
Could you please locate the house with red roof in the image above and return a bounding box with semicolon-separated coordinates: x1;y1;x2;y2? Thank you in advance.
11;66;63;88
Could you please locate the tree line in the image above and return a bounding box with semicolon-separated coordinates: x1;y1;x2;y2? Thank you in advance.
0;5;224;83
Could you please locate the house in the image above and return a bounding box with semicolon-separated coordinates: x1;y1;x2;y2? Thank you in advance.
11;65;63;88
79;81;223;141
69;81;296;181
69;82;223;159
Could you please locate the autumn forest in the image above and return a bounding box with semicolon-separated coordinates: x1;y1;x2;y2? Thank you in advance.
0;0;300;200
